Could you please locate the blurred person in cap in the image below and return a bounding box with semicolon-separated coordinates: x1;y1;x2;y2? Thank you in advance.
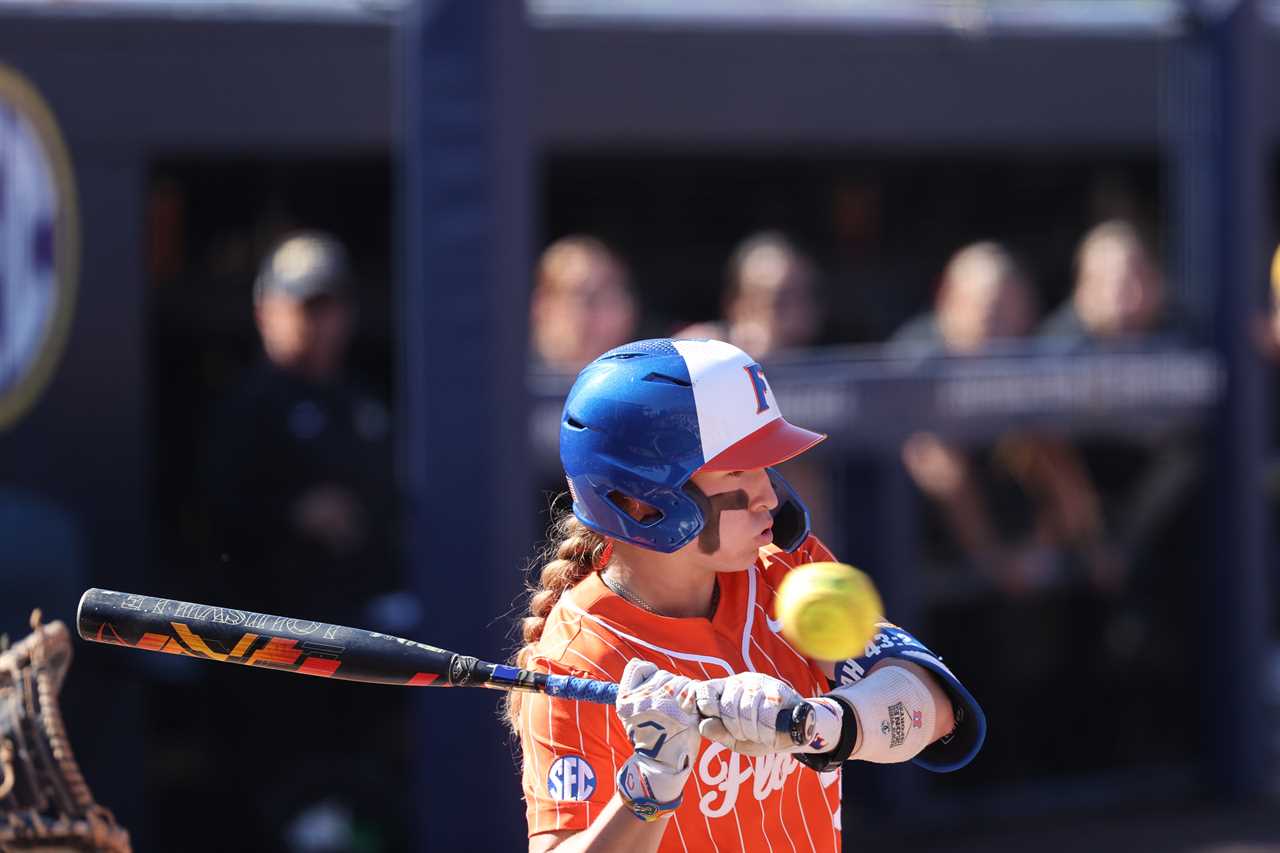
531;235;638;372
1040;219;1191;350
201;231;409;852
206;230;399;616
676;231;821;358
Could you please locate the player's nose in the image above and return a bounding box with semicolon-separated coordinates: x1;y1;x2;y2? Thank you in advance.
748;468;778;513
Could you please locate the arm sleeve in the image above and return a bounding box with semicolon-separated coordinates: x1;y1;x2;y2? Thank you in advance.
769;537;986;774
518;657;630;838
829;623;987;773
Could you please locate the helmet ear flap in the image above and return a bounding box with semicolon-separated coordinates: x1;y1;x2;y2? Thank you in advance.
766;467;811;552
567;466;707;553
607;491;663;525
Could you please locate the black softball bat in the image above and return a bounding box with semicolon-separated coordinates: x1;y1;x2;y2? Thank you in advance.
76;588;814;744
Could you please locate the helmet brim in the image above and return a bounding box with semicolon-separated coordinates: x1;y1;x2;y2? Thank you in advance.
699;418;826;472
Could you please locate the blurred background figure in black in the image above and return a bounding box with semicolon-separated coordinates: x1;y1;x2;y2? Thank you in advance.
530;234;638;372
676;231;821;358
197;231;410;853
1040;219;1190;350
204;231;401;623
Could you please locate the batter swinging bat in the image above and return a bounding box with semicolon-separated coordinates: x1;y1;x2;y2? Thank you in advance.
77;588;814;744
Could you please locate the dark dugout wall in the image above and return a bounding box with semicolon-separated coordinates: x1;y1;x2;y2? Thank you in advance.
0;9;391;849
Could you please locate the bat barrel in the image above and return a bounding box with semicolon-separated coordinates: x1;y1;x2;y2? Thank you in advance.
77;588;458;687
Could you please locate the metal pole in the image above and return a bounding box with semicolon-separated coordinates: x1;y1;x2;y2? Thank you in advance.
1171;0;1270;796
399;1;532;847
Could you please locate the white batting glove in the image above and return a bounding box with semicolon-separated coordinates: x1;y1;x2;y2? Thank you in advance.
693;672;844;757
614;659;701;820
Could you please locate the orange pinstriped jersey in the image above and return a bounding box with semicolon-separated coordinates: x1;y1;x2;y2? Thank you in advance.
518;535;843;852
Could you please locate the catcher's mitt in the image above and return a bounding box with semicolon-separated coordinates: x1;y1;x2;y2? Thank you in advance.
0;611;130;853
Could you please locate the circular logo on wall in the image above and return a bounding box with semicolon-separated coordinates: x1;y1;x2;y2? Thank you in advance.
0;64;78;431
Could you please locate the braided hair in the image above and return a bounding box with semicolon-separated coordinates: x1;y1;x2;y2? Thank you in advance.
505;510;608;731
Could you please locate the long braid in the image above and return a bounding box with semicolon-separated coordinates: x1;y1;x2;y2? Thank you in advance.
505;511;608;732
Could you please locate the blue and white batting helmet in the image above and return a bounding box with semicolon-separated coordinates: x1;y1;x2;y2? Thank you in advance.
560;338;826;553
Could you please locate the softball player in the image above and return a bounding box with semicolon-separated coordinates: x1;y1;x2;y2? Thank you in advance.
508;338;985;852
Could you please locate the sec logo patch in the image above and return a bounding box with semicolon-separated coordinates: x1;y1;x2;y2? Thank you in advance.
547;755;597;801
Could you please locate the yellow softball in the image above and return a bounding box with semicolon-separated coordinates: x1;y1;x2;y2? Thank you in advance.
775;562;884;661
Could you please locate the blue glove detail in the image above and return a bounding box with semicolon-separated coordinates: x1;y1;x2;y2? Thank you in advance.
615;764;683;822
833;624;986;773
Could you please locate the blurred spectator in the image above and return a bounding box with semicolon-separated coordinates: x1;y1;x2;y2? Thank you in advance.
897;242;1138;781
1037;221;1200;626
199;231;409;852
531;235;637;371
894;242;1119;596
890;241;1037;355
1040;219;1189;350
205;231;400;619
676;231;831;534
900;240;1202;780
676;231;820;357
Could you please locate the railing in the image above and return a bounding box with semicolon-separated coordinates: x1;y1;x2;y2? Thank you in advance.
529;345;1223;460
527;0;1187;36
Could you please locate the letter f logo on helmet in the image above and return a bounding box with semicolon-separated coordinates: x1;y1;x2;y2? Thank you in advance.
743;364;770;413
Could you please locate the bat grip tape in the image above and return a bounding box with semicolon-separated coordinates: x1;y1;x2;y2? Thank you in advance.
543;675;618;705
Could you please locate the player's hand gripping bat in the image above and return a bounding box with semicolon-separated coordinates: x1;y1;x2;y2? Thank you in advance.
77;588;815;745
